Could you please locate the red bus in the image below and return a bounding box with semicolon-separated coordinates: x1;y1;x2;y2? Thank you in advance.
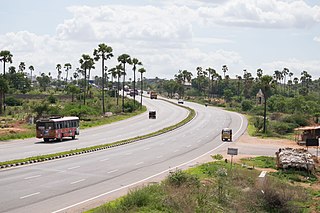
36;116;79;142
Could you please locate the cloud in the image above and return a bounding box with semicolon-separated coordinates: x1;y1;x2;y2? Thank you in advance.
314;36;320;42
197;0;320;28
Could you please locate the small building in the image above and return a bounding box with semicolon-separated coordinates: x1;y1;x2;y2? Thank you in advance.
256;89;265;105
294;125;320;145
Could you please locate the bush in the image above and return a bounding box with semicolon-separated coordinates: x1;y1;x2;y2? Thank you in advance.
167;170;200;187
251;116;265;132
282;114;310;127
241;100;253;111
5;97;23;106
47;94;57;104
123;99;139;113
269;121;297;135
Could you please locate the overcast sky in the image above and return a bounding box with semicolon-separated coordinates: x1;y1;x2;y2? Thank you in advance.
1;0;319;80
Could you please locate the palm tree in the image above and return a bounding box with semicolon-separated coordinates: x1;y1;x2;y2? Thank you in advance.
18;62;25;73
256;68;263;80
0;50;13;113
79;54;95;105
206;67;216;97
222;65;228;79
56;64;62;80
0;50;13;75
282;67;289;92
93;43;113;115
0;75;8;115
118;54;132;112
138;67;146;108
260;75;273;133
64;63;72;82
131;58;142;106
28;65;34;86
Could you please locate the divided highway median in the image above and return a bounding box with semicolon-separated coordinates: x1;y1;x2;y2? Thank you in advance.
0;99;195;169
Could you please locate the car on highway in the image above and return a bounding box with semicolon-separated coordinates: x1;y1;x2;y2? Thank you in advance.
221;128;232;141
149;110;156;119
178;99;184;104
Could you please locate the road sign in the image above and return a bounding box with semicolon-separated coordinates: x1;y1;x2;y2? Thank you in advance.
227;148;238;156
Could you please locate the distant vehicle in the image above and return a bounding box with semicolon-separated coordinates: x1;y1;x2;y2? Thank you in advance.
221;128;232;141
36;116;79;142
150;91;157;99
129;89;139;96
178;99;184;104
149;110;156;119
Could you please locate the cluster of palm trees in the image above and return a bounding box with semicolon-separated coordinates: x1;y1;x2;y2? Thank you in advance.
55;43;147;114
0;45;147;115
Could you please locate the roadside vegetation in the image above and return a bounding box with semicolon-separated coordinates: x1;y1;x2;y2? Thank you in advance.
88;156;320;213
152;68;320;138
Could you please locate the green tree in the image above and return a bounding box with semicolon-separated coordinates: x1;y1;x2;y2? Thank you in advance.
0;75;8;115
64;63;72;82
118;54;132;112
29;65;34;86
36;73;51;91
222;64;228;79
66;84;80;102
18;62;26;72
0;50;13;113
260;75;273;133
138;67;146;108
79;54;95;105
131;58;142;106
93;43;113;114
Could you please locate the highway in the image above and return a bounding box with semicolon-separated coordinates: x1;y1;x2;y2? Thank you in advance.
0;97;189;162
0;99;247;213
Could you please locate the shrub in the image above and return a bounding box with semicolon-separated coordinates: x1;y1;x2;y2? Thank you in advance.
282;114;310;127
47;94;57;104
269;121;297;135
241;100;253;111
167;170;200;187
5;97;23;106
251;116;264;132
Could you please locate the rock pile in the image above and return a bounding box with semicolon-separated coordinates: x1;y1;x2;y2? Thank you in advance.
275;148;315;171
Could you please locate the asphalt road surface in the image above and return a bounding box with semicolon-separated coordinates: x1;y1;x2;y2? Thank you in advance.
0;97;189;162
0;99;247;213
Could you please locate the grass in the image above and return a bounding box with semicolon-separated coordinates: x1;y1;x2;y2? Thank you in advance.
240;156;277;169
86;158;319;213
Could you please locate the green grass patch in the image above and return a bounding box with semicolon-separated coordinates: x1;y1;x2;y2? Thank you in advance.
240;156;276;169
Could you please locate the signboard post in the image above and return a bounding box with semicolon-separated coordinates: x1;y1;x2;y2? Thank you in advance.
227;148;238;169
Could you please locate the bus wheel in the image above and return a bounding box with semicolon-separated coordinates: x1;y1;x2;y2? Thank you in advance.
44;138;50;142
72;136;75;140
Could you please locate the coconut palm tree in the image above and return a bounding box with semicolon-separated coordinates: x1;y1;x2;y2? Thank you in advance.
0;50;13;113
0;75;8;115
18;62;25;73
64;63;72;82
93;43;113;114
117;54;132;112
138;67;146;108
131;58;142;106
222;64;228;79
79;54;95;105
28;65;34;86
260;75;273;133
206;67;216;97
282;67;289;92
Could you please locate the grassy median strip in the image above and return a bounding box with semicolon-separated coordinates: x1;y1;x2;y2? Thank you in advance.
0;100;195;168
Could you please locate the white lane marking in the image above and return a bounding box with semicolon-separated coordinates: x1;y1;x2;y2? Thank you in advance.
259;171;267;178
24;175;41;180
135;162;143;165
71;179;86;185
143;147;150;150
100;158;110;162
186;145;191;148
52;142;228;213
107;169;119;174
52;110;247;213
20;192;40;199
157;155;163;159
68;166;80;170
